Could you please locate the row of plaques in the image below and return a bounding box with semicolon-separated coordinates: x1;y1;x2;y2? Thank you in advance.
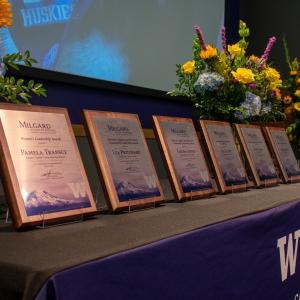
0;103;299;229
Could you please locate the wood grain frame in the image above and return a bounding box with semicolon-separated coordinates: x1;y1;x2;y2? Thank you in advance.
83;110;164;212
234;124;279;187
199;120;251;193
152;115;215;201
263;126;300;184
0;103;96;229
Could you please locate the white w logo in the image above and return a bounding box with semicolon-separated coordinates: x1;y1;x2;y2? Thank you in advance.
68;182;87;198
144;175;157;189
277;230;300;281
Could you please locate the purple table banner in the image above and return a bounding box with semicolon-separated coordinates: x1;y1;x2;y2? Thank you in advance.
37;199;300;300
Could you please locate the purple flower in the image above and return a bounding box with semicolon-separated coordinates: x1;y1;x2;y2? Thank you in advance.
221;26;230;57
194;25;207;50
249;83;257;90
260;36;276;67
271;90;276;97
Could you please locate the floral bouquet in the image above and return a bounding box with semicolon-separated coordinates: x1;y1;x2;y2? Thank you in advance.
282;38;300;158
169;20;285;123
0;0;46;103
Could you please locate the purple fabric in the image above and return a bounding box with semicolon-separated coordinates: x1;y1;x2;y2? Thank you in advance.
36;199;300;300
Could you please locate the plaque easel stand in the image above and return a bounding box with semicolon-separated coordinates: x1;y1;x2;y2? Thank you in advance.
4;208;11;224
38;206;85;229
126;199;157;214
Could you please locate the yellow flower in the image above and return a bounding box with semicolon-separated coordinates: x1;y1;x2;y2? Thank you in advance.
228;43;245;57
290;70;298;76
0;0;13;27
181;60;195;74
200;45;218;60
231;68;254;84
283;96;292;105
295;90;300;98
249;55;260;63
295;102;300;111
265;67;281;82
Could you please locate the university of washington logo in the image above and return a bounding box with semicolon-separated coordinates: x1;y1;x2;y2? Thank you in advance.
277;230;300;281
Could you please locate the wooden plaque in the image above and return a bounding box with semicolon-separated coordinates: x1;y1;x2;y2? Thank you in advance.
152;115;215;201
83;110;164;211
263;126;300;183
199;120;250;193
234;124;279;187
0;103;97;229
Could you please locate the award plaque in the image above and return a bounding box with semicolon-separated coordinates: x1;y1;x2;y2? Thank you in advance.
263;126;300;183
199;120;250;193
234;124;279;187
83;110;164;211
152;115;214;201
0;103;96;229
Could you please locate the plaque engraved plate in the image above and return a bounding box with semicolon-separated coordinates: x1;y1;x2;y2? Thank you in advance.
200;120;250;193
153;116;214;201
0;103;96;229
235;124;279;187
83;110;164;211
264;126;300;183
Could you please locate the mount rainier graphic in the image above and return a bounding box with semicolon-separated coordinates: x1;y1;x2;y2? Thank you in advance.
24;190;90;216
222;171;248;186
179;175;212;193
115;180;160;202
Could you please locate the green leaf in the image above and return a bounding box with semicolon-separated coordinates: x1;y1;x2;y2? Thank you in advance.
28;80;34;89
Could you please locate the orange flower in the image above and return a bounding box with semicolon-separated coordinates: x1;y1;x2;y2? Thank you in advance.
200;45;218;60
296;78;300;85
285;106;295;122
290;70;298;76
0;0;13;27
283;96;292;105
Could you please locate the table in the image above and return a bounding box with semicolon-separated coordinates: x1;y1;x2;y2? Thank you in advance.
1;183;300;300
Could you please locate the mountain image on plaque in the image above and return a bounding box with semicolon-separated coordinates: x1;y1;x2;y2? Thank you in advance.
115;180;161;201
24;188;91;216
179;174;212;193
221;163;248;186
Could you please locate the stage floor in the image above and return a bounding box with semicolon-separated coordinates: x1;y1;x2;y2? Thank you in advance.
1;183;300;299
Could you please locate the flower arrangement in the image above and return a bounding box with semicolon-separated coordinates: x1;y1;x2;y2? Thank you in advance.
169;21;284;123
0;0;46;103
282;37;300;158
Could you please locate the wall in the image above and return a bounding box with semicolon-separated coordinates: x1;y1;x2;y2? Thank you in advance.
239;0;300;76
